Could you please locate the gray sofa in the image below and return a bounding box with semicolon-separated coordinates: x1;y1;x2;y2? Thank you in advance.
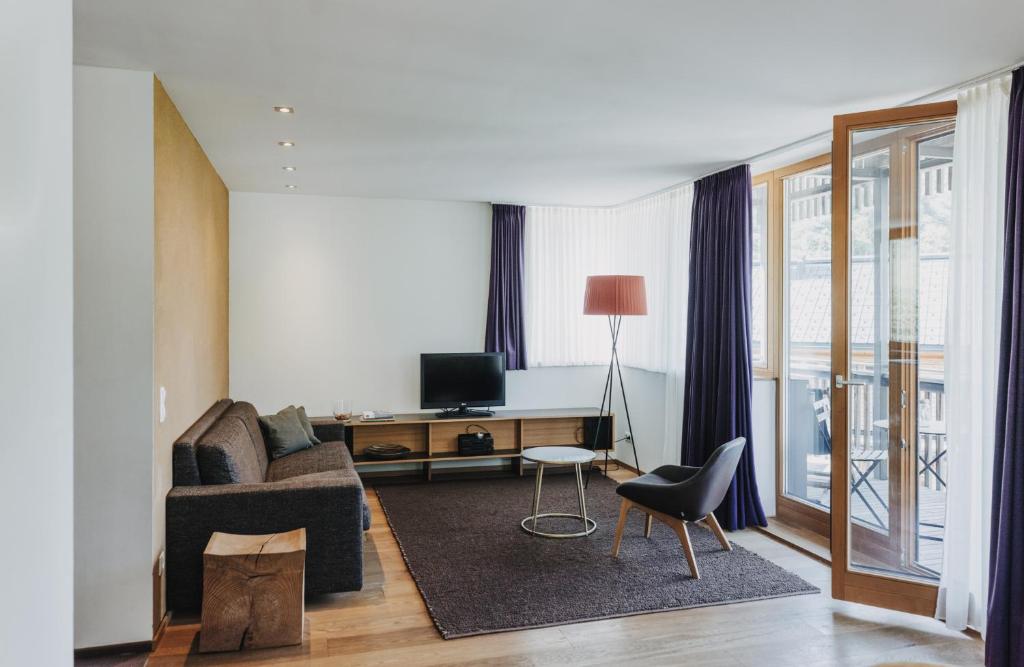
165;399;370;611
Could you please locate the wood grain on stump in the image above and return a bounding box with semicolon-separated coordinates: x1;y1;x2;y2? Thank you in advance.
199;528;306;653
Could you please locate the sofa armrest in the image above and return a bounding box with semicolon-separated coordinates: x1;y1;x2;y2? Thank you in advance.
312;421;347;444
165;471;365;611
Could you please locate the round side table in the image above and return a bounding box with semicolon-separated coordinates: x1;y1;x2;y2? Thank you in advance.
521;446;598;538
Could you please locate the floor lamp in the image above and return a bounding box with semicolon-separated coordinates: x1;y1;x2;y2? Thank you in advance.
583;275;645;485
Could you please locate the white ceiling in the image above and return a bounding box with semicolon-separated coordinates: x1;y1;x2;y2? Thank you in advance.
74;1;1024;206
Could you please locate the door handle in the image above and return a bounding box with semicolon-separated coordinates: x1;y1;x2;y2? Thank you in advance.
834;374;866;389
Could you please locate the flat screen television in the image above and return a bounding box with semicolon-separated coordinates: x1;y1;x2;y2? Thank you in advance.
420;352;505;418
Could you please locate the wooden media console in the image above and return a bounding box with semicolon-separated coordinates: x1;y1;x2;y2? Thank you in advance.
311;408;614;480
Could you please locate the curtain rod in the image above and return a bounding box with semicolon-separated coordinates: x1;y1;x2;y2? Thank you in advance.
508;58;1024;211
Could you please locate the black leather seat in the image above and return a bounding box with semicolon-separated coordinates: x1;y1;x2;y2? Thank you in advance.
611;437;746;578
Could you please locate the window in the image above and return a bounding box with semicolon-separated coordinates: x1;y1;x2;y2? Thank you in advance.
780;160;833;510
524;186;692;372
755;153;836;536
751;180;769;368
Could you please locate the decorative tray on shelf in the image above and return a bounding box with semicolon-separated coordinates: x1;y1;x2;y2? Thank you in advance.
362;443;412;460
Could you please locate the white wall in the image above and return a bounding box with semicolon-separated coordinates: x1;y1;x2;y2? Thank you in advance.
753;379;777;517
613;367;668;470
0;1;74;663
73;65;155;648
232;193;491;412
230;193;613;420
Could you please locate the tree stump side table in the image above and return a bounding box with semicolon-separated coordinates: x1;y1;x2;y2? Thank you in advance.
199;528;306;653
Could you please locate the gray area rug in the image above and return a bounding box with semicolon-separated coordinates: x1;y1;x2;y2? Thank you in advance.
375;473;819;639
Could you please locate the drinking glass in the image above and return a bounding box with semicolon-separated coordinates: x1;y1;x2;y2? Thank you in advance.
332;399;352;421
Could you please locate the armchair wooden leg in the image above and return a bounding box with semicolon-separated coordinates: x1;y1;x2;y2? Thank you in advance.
670;520;700;579
644;514;653;538
704;512;732;551
611;499;631;558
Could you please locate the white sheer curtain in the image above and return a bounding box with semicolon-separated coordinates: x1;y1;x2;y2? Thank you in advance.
935;75;1010;635
646;186;692;465
525;205;618;367
525;187;691;371
524;184;693;464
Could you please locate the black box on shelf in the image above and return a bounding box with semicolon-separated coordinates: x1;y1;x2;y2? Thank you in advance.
457;432;494;456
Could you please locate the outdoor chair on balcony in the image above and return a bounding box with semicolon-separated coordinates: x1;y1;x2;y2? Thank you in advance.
814;390;889;529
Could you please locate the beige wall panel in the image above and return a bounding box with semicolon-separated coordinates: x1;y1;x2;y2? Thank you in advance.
152;77;229;624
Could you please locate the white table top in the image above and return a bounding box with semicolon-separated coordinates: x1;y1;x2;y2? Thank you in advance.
522;446;596;465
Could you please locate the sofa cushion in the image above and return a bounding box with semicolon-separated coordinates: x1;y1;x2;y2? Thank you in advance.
223;401;270;479
172;399;233;486
264;443;371;530
296;406;322;445
259;406;314;460
265;441;352;482
196;416;266;485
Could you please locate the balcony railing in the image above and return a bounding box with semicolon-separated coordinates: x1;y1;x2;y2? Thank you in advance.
796;366;947;485
788;363;946;573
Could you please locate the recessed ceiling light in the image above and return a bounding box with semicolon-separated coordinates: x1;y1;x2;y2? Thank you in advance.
285;184;297;190
278;141;295;147
282;166;296;172
274;106;295;114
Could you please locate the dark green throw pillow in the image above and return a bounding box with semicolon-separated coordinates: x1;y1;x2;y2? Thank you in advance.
259;406;313;459
296;405;322;445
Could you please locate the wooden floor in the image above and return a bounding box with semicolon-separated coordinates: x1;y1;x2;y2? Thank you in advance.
148;469;981;666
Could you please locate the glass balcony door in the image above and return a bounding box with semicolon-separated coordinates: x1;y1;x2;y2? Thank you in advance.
830;101;956;615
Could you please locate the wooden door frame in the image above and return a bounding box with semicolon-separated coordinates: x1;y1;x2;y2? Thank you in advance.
830;100;956;615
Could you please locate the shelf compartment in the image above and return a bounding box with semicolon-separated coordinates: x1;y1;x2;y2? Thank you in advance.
353;448;521;466
349;423;427;458
428;419;517;456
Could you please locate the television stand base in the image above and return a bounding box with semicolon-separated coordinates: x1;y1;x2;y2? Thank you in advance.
435;408;494;419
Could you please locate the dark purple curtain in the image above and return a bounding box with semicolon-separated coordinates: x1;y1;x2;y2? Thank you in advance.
485;204;527;370
680;164;766;531
988;67;1024;667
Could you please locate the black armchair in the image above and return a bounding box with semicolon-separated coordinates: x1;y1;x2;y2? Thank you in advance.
611;437;746;578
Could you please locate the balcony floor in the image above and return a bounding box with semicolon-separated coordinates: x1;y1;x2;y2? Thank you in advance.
802;479;945;575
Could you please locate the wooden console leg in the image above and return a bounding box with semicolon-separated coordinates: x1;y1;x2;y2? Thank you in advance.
611;499;631;557
704;512;731;551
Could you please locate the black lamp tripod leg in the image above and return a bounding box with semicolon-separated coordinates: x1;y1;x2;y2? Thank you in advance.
613;344;641;474
587;314;643;485
606;315;622;478
586;326;616;488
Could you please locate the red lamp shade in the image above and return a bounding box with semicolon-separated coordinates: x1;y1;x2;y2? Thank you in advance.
583;275;647;316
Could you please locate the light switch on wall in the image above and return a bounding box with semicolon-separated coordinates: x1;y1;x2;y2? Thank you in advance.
159;385;167;423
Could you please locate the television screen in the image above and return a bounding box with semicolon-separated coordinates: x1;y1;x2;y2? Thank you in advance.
420;352;506;409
